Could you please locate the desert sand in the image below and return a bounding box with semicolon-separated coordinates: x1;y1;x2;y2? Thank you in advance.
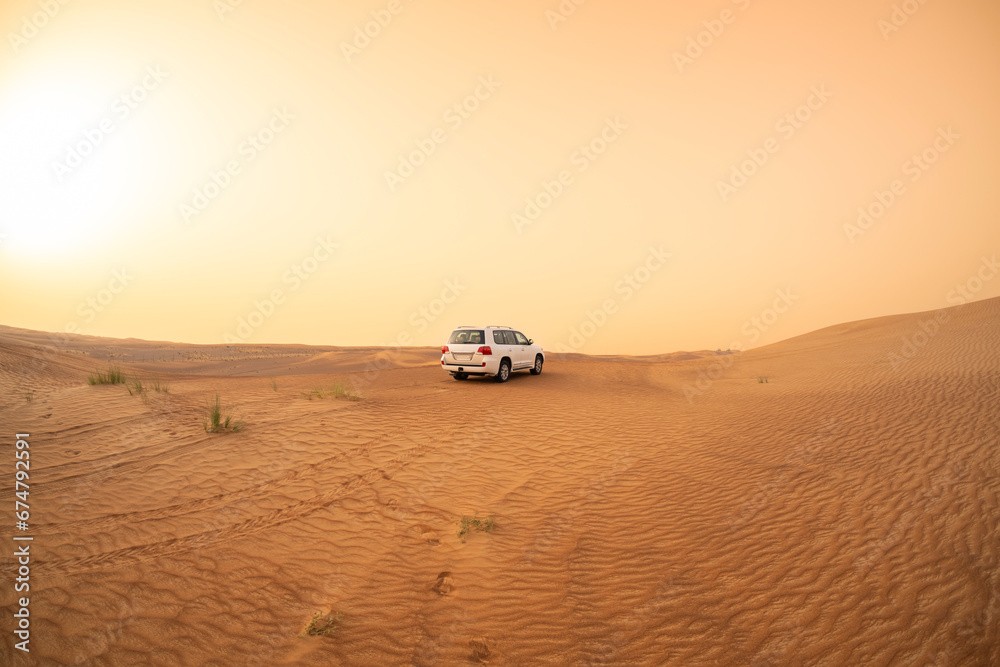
1;298;998;666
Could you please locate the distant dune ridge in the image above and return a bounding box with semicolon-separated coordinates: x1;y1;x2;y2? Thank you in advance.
1;298;998;665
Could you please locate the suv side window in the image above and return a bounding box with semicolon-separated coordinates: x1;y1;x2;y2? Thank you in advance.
493;330;505;345
502;331;517;345
513;332;528;345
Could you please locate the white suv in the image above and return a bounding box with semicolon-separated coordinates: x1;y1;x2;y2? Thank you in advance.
441;326;544;382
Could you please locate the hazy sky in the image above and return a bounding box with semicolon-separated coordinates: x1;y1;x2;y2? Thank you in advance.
1;0;998;354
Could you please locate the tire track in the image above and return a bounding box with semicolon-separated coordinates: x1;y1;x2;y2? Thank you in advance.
36;440;432;575
0;399;397;501
30;425;409;535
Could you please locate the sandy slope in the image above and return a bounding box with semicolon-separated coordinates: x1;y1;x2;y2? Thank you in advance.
1;298;998;666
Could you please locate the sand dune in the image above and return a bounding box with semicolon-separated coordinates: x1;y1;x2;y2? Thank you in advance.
1;299;998;665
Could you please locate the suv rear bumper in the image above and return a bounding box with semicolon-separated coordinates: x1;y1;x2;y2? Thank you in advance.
441;357;500;375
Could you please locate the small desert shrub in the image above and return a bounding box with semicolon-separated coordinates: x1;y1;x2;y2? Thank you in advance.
124;377;169;398
24;391;34;402
87;366;125;385
299;611;341;638
457;515;496;542
330;382;359;400
271;380;278;392
757;376;770;384
305;382;360;401
127;378;146;397
204;394;244;433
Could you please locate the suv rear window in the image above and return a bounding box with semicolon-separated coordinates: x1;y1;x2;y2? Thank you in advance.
449;330;484;345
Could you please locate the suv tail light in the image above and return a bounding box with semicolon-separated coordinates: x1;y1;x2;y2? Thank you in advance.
441;346;449;354
477;346;492;356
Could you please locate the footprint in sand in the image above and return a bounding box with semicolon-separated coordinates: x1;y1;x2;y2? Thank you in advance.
411;524;441;547
416;525;440;546
469;637;494;663
432;571;453;595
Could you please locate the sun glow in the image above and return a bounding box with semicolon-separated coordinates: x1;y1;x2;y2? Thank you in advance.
0;70;150;256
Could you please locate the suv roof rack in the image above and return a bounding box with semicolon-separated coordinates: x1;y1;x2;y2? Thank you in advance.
486;325;512;329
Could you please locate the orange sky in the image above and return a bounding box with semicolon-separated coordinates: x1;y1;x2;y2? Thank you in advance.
1;0;998;354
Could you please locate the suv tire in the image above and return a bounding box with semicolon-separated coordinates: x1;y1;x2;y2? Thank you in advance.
530;355;543;375
496;359;511;383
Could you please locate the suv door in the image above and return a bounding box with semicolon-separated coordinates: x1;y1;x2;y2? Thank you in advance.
513;331;531;368
500;330;522;368
492;330;514;369
491;329;511;367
